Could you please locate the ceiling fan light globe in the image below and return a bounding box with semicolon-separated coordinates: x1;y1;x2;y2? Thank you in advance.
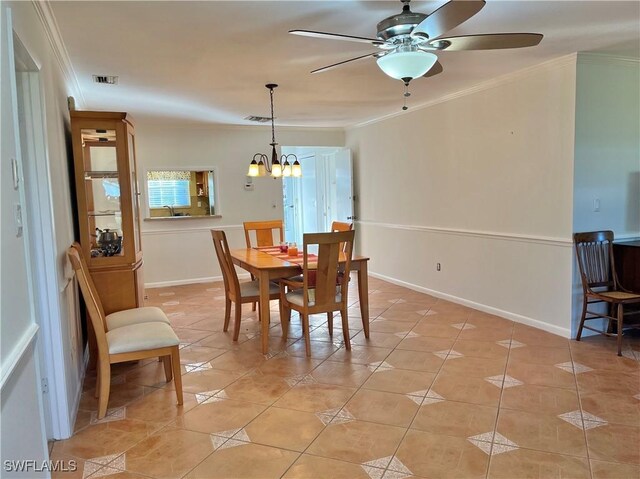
376;51;438;80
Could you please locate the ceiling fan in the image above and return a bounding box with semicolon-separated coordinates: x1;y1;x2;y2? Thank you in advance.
290;0;543;91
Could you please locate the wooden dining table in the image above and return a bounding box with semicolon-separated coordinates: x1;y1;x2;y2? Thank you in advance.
230;248;371;354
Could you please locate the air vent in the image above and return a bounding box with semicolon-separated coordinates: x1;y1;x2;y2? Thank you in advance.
93;75;118;85
245;115;273;123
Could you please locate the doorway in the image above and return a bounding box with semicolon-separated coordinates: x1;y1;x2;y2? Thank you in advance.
282;146;354;246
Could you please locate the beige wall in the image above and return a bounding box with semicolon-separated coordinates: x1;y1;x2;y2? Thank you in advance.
346;56;578;336
137;123;344;286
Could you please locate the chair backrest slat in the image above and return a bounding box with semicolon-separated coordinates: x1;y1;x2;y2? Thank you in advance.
67;245;110;358
211;230;241;298
573;231;618;290
303;230;355;307
330;221;353;252
243;220;284;248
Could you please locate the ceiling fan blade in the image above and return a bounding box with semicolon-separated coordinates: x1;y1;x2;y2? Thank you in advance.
289;29;383;46
430;33;543;51
311;53;380;74
411;0;485;40
423;60;443;78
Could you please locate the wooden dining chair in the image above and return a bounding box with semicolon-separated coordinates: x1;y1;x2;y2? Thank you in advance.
243;220;284;248
279;230;355;357
574;231;640;355
211;230;281;340
70;243;173;370
67;246;183;419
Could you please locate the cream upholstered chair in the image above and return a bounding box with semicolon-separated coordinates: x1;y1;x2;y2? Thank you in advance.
211;230;281;340
67;246;183;419
279;230;355;357
70;243;171;368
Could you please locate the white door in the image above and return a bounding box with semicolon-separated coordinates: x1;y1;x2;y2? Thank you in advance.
282;147;353;245
1;6;49;472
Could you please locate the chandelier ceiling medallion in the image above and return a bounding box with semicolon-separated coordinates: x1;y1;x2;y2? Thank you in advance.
247;84;301;178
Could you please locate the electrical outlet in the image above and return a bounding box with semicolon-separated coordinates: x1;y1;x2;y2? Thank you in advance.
436;263;441;271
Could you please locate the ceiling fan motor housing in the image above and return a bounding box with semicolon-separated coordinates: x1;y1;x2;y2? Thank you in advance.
377;11;428;41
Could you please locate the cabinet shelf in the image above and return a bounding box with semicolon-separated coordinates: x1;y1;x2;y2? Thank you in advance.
88;211;121;217
84;171;119;179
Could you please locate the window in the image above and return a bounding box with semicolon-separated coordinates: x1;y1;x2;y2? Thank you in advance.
147;171;192;208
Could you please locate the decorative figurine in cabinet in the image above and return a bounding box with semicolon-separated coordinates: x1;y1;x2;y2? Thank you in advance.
70;111;144;314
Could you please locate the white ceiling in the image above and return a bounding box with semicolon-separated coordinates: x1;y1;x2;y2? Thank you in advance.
50;1;640;127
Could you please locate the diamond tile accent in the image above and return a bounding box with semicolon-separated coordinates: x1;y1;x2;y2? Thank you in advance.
422;389;445;404
184;362;213;373
361;465;385;479
433;350;463;360
330;408;355;425
166;311;185;318
468;438;493;455
493;433;518;447
559;410;608;430
634;394;640;401
368;361;395;371
387;456;412;475
469;432;495;443
393;331;410;338
451;323;476;330
218;438;246;450
195;390;220;403
363;456;393;469
90;407;125;425
425;310;438;316
210;434;228;450
91;466;123;478
509;340;526;348
491;443;519;455
82;454;122;479
232;428;251;442
216;428;243;438
162;300;180;306
159;292;176;297
405;395;424;405
484;375;523;389
206;287;222;292
555;362;593;374
404;331;420;338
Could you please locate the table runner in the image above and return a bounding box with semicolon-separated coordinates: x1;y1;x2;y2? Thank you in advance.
255;246;317;265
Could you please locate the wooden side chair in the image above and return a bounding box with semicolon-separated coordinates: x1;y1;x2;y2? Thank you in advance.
279;230;355;357
243;220;284;248
67;245;183;419
211;230;281;340
70;243;172;370
574;231;640;355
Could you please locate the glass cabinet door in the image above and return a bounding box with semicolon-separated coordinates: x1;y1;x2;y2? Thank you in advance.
81;128;125;258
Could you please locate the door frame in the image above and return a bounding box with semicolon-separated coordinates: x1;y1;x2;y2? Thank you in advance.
13;30;73;439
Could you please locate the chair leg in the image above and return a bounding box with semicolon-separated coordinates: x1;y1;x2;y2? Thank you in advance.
97;360;111;420
162;355;173;382
301;313;311;357
617;303;623;357
252;301;257;312
327;312;334;336
171;347;184;405
280;304;291;340
94;367;100;398
223;298;232;332
576;296;588;341
341;308;351;350
233;302;243;341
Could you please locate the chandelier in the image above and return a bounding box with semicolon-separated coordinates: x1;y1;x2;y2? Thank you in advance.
247;84;301;178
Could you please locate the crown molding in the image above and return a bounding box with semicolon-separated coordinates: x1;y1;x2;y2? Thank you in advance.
31;0;85;107
577;52;640;67
347;53;579;130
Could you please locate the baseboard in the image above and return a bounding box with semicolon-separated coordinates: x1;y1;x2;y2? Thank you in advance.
369;271;572;338
145;273;251;289
66;343;90;440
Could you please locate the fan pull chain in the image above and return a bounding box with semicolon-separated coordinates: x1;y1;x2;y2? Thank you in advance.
402;82;411;111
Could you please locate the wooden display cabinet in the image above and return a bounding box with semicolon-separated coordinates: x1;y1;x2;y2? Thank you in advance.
70;111;144;314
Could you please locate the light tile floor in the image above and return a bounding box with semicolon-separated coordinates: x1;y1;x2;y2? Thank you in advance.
51;277;640;479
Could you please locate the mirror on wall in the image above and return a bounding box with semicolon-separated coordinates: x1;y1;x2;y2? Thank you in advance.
145;169;218;218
